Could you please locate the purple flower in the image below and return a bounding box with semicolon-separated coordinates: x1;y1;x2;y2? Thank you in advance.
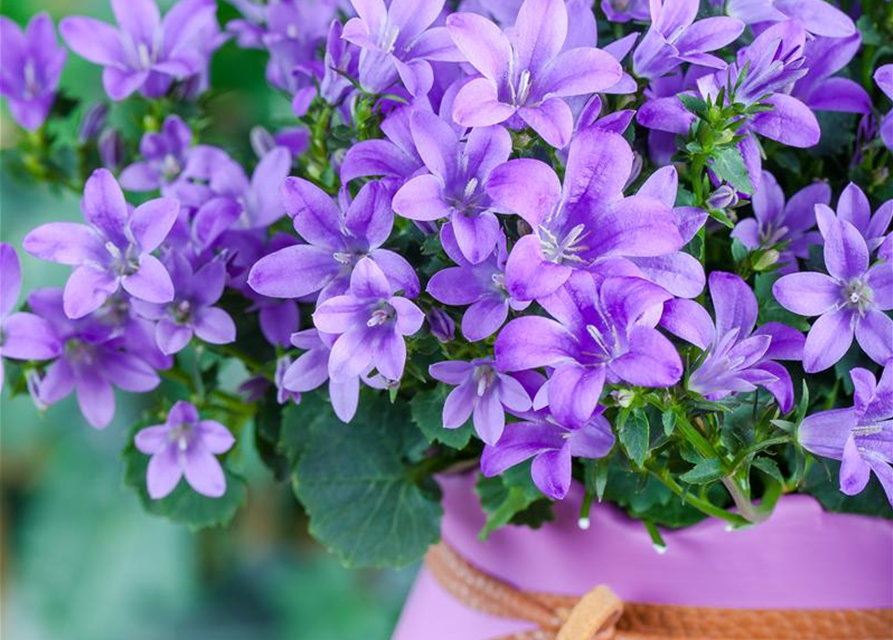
426;307;456;343
429;358;531;445
486;128;684;301
135;401;235;499
773;206;893;372
816;184;893;259
248;179;419;303
876;64;893;151
427;223;528;341
632;0;744;79
661;272;804;412
312;258;424;382
294;20;359;108
731;171;830;270
799;363;893;507
601;0;649;23
282;328;362;422
341;106;425;187
0;244;61;387
132;254;236;355
792;33;871;117
722;0;856;38
60;0;219;101
342;0;461;96
481;408;615;499
445;0;622;148
0;13;67;131
495;272;682;428
274;356;301;405
393;112;511;263
28;289;163;429
24;169;178;320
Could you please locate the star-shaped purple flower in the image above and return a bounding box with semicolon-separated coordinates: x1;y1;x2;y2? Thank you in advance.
486;128;684;301
816;183;893;259
427;223;528;342
429;357;531;445
0;13;67;131
876;64;893;151
135;401;235;499
446;0;623;148
799;363;893;507
393;112;511;264
60;0;219;101
773;208;892;372
495;272;682;428
132;254;236;355
481;407;615;500
661;272;804;412
0;244;61;387
24;169;179;320
248;179;419;303
312;258;425;382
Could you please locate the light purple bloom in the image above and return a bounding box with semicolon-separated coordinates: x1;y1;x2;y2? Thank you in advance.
799;363;893;506
312;258;425;382
486;128;684;301
722;0;856;38
393;112;511;263
773;205;893;372
282;328;362;422
816;183;892;259
731;171;830;269
601;0;649;23
446;0;622;148
426;307;456;343
495;272;682;428
0;244;61;387
342;0;462;96
661;272;804;412
28;288;163;429
429;358;531;445
876;64;893;151
135;401;235;499
792;33;871;117
60;0;219;100
132;254;236;355
340;106;425;187
632;0;744;79
427;223;528;342
274;356;301;405
0;13;67;131
294;20;360;108
24;169;178;320
481;408;615;499
248;179;419;303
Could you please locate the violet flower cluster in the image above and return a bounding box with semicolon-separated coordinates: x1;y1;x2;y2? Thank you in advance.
2;0;892;532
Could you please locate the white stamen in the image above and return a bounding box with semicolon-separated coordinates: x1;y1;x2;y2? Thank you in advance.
464;177;479;200
137;43;153;70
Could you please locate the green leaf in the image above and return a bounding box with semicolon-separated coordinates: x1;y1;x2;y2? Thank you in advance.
619;409;650;468
584;458;610;502
292;394;442;568
123;438;247;531
661;411;676;436
475;465;545;540
711;146;753;194
801;458;893;520
752;456;784;485
730;238;749;263
679;94;707;118
410;386;474;449
680;458;725;484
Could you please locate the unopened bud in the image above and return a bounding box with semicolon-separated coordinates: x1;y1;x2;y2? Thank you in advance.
706;184;739;210
78;103;109;143
98;129;124;171
612;388;636;408
427;307;455;343
753;249;780;271
250;126;277;158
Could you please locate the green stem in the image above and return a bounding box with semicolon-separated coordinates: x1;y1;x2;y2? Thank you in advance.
648;464;750;528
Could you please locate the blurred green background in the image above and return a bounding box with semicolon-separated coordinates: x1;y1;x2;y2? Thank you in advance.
0;2;415;639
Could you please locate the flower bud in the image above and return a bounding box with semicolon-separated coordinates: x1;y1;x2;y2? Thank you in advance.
612;388;636;408
78;103;108;143
427;307;455;343
98;128;124;171
706;184;739;210
250;126;277;158
753;249;780;271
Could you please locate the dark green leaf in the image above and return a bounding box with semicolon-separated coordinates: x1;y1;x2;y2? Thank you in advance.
661;411;676;436
292;394;441;568
619;409;650;468
680;458;724;484
712;146;753;194
475;465;544;540
801;459;893;519
410;386;474;449
752;456;784;485
679;94;707;118
584;458;610;502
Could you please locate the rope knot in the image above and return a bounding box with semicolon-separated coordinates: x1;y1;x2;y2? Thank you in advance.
555;585;624;640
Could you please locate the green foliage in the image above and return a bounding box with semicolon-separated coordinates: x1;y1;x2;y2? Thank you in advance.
410;386;474;449
712;146;753;195
291;394;442;568
802;459;893;520
475;464;551;540
618;408;650;468
680;458;725;484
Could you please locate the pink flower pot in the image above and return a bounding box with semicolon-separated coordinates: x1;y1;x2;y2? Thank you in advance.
392;473;893;639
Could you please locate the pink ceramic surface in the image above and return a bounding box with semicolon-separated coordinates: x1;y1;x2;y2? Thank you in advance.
392;473;893;640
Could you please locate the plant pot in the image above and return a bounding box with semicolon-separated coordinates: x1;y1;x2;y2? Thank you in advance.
392;473;893;640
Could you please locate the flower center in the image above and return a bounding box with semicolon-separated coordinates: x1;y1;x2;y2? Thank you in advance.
105;241;141;276
366;304;395;327
758;223;789;247
161;154;182;180
474;365;497;396
841;278;873;315
511;69;532;107
23;59;38;99
137;42;154;70
538;224;589;265
173;300;192;323
585;322;620;360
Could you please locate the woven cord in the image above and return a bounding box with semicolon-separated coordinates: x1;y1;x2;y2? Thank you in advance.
424;542;893;640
